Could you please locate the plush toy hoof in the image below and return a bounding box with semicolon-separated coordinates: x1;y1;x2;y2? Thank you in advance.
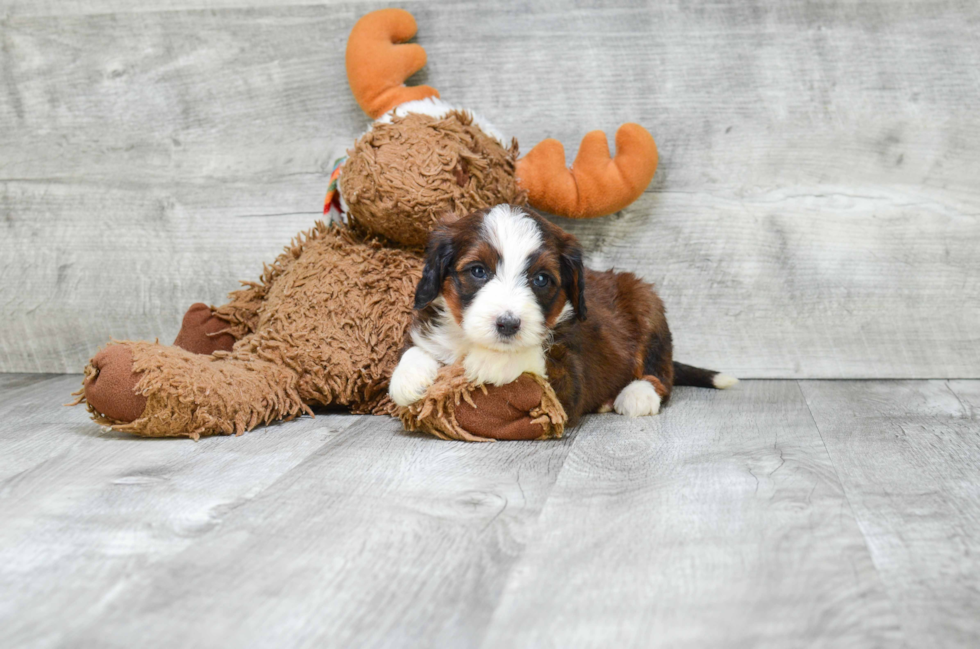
84;345;147;423
454;375;549;440
173;302;236;355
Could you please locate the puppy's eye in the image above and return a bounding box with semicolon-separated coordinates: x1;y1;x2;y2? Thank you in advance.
470;265;488;280
532;272;551;288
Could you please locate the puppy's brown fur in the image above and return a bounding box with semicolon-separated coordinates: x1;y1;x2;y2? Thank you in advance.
413;206;727;428
547;267;673;426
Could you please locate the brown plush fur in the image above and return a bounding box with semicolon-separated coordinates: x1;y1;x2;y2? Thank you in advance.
410;207;674;430
77;225;423;438
72;5;660;441
75;115;565;441
342;112;526;247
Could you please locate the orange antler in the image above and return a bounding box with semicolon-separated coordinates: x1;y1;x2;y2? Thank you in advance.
516;124;659;219
346;9;440;119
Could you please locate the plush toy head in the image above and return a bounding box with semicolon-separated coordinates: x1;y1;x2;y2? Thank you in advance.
333;9;660;248
342;110;526;248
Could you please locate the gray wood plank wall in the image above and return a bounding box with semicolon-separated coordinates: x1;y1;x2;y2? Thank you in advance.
2;0;978;376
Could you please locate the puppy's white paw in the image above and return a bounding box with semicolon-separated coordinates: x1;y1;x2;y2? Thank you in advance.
613;380;662;417
389;347;440;407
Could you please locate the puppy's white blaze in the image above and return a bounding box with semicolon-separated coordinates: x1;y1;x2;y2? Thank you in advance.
463;346;547;386
614;380;662;417
483;205;543;265
713;374;739;389
462;205;547;351
461;280;546;351
389;347;440;406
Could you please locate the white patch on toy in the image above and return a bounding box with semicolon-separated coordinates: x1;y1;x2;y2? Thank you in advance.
378;97;506;145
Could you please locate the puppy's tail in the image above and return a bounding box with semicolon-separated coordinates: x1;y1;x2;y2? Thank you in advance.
672;362;739;390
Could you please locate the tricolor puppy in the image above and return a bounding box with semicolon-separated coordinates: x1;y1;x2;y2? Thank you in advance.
389;204;736;426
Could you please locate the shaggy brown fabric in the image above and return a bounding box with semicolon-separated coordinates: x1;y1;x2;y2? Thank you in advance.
76;223;424;437
79;340;307;439
74;94;586;442
71;7;661;442
400;365;566;442
221;224;422;414
342;111;527;247
454;375;566;440
173;303;237;355
73;304;242;427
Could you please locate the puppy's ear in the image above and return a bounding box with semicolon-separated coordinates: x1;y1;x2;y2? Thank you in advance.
414;228;455;310
559;237;587;321
437;210;461;226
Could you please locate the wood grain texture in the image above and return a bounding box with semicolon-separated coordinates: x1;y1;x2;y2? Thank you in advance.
0;4;360;373
0;372;60;406
2;1;979;376
0;373;579;647
800;380;980;649
483;381;902;648
0;374;364;648
3;376;980;646
44;414;578;648
0;0;364;17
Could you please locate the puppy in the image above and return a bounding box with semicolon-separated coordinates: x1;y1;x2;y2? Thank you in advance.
389;204;736;426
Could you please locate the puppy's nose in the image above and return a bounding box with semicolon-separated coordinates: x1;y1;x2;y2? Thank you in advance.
495;313;521;338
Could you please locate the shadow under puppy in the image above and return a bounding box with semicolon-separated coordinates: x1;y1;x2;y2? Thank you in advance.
390;204;736;427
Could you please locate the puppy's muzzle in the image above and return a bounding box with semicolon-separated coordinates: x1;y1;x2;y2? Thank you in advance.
495;313;521;338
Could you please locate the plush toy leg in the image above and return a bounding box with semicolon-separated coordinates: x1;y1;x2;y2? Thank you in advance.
77;340;307;439
173;303;237;355
400;365;567;442
81;345;147;423
76;302;241;424
453;376;565;440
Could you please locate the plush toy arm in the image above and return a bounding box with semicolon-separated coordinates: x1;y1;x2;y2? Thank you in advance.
346;9;440;119
516;123;658;219
399;365;566;442
173;303;238;355
74;340;308;439
208;222;315;339
211;283;266;340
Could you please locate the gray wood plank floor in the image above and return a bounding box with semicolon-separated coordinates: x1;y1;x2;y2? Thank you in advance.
2;374;978;648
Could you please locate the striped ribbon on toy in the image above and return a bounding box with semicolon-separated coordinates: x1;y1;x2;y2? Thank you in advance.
323;156;348;218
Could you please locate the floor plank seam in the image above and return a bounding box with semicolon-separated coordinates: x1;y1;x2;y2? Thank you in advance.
796;380;908;643
944;380;973;416
472;427;585;648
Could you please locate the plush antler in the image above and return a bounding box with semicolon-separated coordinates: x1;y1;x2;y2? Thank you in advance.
346;9;440;119
516;124;659;219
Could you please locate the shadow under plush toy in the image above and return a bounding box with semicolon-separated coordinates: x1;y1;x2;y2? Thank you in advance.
73;8;659;441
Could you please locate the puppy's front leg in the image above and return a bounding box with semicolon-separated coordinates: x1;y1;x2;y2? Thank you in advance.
389;347;441;407
544;344;586;428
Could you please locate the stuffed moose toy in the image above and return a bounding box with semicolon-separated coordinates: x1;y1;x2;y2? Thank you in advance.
73;8;659;441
